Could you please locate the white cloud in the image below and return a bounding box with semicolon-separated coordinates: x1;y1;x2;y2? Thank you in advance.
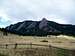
44;14;70;24
0;0;75;27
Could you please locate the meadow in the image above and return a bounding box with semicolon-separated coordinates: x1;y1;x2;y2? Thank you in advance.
0;32;75;56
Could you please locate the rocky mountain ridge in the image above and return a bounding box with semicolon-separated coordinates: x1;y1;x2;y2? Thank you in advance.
5;18;75;36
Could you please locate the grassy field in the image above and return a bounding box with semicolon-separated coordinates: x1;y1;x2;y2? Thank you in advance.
0;34;75;49
0;32;75;56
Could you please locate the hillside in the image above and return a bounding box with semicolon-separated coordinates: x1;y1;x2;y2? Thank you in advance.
5;18;75;36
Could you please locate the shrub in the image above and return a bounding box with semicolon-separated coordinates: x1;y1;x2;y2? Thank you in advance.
40;40;48;42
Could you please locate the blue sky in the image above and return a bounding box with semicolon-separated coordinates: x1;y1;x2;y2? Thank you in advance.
0;0;75;28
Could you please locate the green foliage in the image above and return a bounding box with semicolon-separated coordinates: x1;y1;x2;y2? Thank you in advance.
0;28;8;36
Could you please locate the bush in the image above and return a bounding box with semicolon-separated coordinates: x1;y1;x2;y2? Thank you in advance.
40;40;48;42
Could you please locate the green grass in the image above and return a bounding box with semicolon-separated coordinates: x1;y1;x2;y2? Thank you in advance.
56;48;67;56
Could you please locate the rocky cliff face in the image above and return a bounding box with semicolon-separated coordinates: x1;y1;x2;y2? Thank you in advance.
5;18;75;36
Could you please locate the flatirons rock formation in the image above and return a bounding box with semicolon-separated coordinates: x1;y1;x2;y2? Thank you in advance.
5;18;75;36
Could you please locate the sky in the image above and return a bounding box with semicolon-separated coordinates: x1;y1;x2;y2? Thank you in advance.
0;0;75;28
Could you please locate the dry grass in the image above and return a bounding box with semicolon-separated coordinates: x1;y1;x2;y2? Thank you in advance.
0;33;75;56
0;34;75;50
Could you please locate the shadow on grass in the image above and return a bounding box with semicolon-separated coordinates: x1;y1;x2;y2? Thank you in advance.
0;53;8;56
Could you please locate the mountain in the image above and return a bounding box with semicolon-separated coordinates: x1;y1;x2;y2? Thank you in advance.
5;18;75;36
